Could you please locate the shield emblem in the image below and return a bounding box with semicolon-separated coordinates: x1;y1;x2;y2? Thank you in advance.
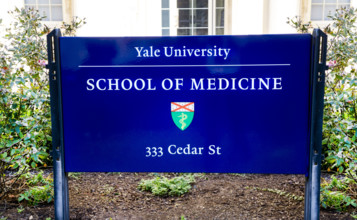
171;102;194;131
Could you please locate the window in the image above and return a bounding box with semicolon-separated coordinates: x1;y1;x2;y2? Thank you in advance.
25;0;63;22
162;0;225;36
162;0;170;36
311;0;350;21
177;0;209;35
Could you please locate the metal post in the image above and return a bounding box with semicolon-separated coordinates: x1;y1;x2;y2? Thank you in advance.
46;29;70;220
304;29;327;220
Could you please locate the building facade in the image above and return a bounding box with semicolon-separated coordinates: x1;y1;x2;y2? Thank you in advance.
1;0;356;37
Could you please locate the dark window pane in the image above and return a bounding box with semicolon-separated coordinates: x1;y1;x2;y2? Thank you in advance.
162;0;169;8
216;28;224;35
216;9;224;26
194;28;208;35
179;10;191;27
216;0;224;7
194;9;208;27
178;28;192;35
177;0;190;8
162;29;170;36
162;10;170;27
193;0;208;8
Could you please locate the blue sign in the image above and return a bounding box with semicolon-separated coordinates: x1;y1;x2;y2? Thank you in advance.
59;35;312;174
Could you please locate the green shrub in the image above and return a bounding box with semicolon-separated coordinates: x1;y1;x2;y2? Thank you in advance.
0;7;85;200
320;176;357;211
288;7;357;214
138;174;195;196
18;171;54;205
321;8;357;180
288;7;357;180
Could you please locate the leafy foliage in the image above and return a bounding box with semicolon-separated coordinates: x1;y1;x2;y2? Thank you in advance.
286;16;313;33
0;7;85;200
138;174;195;196
18;171;54;205
320;176;357;211
321;8;357;181
288;6;357;213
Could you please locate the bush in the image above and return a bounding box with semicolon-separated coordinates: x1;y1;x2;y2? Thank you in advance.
288;6;357;213
288;7;357;179
321;8;357;181
0;7;85;200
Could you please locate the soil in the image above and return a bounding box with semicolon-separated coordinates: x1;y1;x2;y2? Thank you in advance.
0;172;354;219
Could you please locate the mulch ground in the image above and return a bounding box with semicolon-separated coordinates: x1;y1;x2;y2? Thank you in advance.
0;172;354;219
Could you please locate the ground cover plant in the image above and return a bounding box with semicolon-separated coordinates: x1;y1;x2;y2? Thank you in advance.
18;171;54;205
289;6;357;215
138;174;196;196
0;7;85;204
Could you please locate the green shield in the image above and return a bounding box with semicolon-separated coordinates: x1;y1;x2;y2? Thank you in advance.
171;112;194;131
171;102;194;131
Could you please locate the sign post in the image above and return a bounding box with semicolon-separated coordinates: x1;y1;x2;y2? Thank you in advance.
47;29;327;220
304;29;327;220
47;29;70;220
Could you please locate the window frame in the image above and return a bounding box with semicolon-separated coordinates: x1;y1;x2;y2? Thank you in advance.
301;0;356;27
176;0;210;35
162;0;228;36
311;0;351;21
24;0;64;22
